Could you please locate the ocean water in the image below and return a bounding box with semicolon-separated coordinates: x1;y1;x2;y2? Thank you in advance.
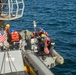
6;0;76;75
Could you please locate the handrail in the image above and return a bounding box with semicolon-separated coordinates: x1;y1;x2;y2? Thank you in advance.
0;0;24;20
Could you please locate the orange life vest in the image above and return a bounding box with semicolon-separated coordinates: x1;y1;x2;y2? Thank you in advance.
45;37;50;46
10;31;20;42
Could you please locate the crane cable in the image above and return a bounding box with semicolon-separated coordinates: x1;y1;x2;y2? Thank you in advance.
31;0;35;21
31;0;37;32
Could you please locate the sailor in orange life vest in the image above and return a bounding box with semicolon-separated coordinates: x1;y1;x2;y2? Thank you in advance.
7;28;22;49
7;28;21;44
41;34;51;48
41;34;51;54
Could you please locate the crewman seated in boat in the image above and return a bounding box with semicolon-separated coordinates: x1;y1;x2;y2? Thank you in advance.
37;35;45;55
31;31;38;38
38;28;43;36
41;34;51;55
43;35;56;56
7;28;21;49
43;35;51;49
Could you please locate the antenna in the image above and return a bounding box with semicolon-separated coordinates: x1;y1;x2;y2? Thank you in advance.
33;20;36;32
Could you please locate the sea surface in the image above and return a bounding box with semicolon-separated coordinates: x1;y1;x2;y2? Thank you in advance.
6;0;76;75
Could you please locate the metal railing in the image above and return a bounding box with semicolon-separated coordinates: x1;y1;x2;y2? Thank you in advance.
0;0;24;20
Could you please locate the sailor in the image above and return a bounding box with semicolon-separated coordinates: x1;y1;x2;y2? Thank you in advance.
38;28;48;36
37;35;45;55
31;31;38;38
4;24;10;35
42;30;48;36
40;34;51;54
43;35;51;49
8;28;21;43
38;28;43;36
37;34;49;55
8;28;21;49
31;32;36;38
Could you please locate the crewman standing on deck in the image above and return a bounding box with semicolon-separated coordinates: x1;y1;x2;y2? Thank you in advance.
4;24;10;35
40;34;51;54
8;28;21;44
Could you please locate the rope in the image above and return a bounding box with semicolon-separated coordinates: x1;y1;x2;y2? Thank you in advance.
31;0;37;23
31;0;35;21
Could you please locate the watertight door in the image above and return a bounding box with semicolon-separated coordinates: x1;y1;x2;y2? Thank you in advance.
0;0;24;20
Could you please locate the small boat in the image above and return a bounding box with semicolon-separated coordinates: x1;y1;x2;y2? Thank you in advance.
20;29;64;67
0;0;64;75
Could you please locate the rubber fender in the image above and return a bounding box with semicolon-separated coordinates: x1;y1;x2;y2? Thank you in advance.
55;56;64;64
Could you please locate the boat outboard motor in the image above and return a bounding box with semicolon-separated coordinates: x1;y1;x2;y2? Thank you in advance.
31;38;38;52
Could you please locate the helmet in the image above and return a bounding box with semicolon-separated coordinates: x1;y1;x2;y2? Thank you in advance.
6;24;10;27
41;34;45;38
42;30;45;33
10;28;14;33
